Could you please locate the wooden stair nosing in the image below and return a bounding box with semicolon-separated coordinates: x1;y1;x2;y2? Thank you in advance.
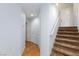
58;30;78;32
59;27;77;30
57;34;79;39
58;28;78;31
56;38;79;44
59;27;77;28
58;31;79;35
53;47;71;56
55;42;79;51
53;46;79;56
52;50;65;56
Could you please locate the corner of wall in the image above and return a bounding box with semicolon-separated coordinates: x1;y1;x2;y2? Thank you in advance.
78;27;79;32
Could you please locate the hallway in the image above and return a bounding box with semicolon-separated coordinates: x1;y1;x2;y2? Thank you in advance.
0;3;79;56
22;3;79;56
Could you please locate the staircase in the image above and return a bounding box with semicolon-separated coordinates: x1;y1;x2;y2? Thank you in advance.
52;26;79;56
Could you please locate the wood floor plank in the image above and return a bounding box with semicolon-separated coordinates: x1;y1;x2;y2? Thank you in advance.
22;41;40;56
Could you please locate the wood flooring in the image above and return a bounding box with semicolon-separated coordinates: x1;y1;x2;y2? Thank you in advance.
22;41;40;56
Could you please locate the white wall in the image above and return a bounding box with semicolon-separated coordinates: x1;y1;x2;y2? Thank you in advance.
31;18;40;45
60;6;74;27
73;4;79;31
40;4;50;56
40;4;58;56
27;18;31;41
0;4;25;56
48;4;59;55
27;17;40;45
73;4;78;26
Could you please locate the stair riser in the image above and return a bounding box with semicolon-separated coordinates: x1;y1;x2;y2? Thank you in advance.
55;42;79;51
59;27;77;28
57;33;79;35
56;40;79;46
58;30;78;32
57;31;79;35
52;50;65;56
57;35;79;39
59;28;77;30
54;44;79;56
59;27;77;30
54;46;69;56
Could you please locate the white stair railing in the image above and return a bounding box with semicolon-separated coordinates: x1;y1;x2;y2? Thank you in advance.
49;17;61;55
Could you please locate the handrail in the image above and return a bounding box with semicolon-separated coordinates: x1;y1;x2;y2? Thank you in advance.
50;17;59;34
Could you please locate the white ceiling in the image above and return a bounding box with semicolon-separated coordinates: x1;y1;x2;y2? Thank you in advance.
19;3;74;18
20;3;43;18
